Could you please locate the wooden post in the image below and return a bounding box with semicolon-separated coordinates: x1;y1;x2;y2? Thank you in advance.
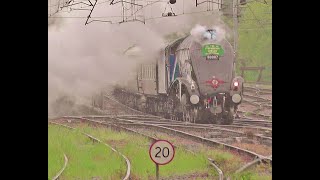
241;67;245;78
240;66;265;83
156;163;159;180
257;67;265;82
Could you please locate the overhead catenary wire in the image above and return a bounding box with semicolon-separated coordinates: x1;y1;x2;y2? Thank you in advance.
48;9;221;20
48;0;271;27
49;0;228;11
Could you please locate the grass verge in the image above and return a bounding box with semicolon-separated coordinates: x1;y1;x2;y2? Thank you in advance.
48;124;126;179
79;125;213;179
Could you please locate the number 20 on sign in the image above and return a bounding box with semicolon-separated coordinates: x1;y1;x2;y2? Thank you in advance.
149;140;175;179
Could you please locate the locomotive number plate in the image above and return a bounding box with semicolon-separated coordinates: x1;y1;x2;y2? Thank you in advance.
206;54;219;60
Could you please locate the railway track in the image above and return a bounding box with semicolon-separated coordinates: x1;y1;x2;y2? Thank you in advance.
114;117;272;155
51;153;68;180
115;117;272;142
241;86;272;120
235;155;272;174
109;94;272;128
111;120;272;138
51;115;272;179
110;114;272;131
242;96;272;109
48;121;131;180
244;86;272;95
102;93;272;151
104;91;272;127
63;116;271;162
113;114;272;128
120;123;271;147
51;117;226;180
50;90;271;177
81;113;272;136
233;119;272;128
243;93;271;102
237;110;272;120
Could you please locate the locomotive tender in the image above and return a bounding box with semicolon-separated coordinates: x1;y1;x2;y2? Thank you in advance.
111;29;244;124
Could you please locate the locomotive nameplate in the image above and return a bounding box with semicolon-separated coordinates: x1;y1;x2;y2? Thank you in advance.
202;44;224;57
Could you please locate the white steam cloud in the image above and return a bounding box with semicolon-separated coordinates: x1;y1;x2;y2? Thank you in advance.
190;24;228;44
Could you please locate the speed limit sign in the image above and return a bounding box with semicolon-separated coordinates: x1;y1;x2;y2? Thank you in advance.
149;140;175;165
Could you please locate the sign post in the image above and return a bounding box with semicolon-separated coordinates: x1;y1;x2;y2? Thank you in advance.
156;163;159;180
149;140;175;180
